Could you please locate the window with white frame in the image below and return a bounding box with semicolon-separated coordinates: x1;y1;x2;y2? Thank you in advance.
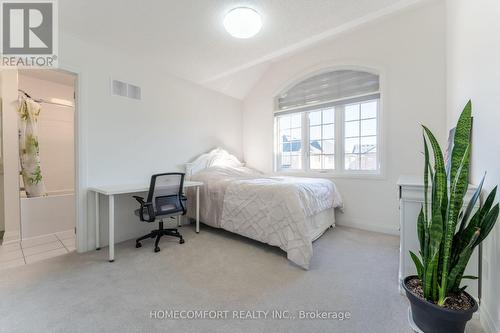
277;113;303;170
274;69;380;174
309;108;335;170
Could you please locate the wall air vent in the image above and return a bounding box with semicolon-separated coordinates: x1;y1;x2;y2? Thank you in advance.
111;79;142;100
111;79;127;97
127;84;141;100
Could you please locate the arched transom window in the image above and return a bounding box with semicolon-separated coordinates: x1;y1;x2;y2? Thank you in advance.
274;69;380;174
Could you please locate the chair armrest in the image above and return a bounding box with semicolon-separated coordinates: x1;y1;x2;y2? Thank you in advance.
179;195;188;215
133;196;155;222
133;196;145;204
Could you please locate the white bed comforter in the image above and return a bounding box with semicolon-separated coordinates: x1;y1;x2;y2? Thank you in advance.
188;166;343;269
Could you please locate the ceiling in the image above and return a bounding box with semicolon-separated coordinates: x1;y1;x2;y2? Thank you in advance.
59;0;422;99
19;69;76;86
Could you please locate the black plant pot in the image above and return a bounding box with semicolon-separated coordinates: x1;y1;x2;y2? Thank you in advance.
402;276;478;333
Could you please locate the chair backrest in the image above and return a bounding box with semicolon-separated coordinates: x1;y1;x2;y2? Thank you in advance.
146;173;185;216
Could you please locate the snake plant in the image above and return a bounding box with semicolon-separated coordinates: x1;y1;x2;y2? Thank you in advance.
410;101;499;306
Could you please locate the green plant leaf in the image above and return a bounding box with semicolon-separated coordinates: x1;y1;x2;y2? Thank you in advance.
449;144;471;220
429;203;443;257
447;144;471;237
422;126;447;209
441;144;471;294
423;132;430;222
455;208;481;258
458;174;485;235
475;203;499;246
422;134;432;265
438;102;472;300
417;100;499;304
422;200;443;302
481;186;498;217
424;250;439;300
459;187;498;251
447;229;479;293
448;249;473;293
410;251;424;280
425;129;447;288
449;101;472;189
417;207;425;254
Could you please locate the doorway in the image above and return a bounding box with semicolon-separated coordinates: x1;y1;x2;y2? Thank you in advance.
0;68;78;268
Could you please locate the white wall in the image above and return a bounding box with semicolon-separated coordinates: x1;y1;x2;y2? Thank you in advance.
446;1;500;332
0;97;3;232
243;1;447;234
0;173;3;233
18;75;75;194
57;33;243;250
0;70;21;243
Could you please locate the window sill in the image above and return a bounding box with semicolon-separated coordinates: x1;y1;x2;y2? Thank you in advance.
273;170;386;181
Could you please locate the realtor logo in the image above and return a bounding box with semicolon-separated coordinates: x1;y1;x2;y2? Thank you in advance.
1;0;58;67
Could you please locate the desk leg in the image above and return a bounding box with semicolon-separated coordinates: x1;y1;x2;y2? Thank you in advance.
95;192;100;250
109;195;115;262
196;186;200;233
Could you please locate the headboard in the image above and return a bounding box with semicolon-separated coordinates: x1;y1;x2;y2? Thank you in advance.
185;148;243;180
185;163;197;180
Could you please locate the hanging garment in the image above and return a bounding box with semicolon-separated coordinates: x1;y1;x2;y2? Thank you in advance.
18;97;47;197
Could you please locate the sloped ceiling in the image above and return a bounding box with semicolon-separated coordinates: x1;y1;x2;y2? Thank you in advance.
60;0;424;99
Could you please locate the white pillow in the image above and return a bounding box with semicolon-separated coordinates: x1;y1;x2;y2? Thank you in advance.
209;148;243;168
189;148;243;175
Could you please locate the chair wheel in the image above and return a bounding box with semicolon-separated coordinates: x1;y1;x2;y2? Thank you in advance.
154;247;161;253
136;242;142;248
179;238;185;244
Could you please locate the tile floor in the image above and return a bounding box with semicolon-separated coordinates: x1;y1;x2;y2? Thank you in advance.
0;230;75;270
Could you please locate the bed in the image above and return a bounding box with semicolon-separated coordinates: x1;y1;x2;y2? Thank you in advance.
185;148;343;269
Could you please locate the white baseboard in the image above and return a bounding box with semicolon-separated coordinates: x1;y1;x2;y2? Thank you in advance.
2;230;20;244
336;220;399;236
480;303;499;333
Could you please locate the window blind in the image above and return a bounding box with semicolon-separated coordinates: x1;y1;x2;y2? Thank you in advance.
276;70;380;113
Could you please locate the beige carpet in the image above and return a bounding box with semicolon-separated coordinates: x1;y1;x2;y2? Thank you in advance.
0;225;483;332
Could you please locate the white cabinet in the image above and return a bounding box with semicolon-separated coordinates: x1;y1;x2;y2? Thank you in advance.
397;175;479;300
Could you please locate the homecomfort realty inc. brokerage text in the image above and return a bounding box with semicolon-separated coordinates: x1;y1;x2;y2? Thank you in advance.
150;309;352;321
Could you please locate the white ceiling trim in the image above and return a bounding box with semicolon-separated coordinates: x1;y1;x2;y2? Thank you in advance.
202;0;427;85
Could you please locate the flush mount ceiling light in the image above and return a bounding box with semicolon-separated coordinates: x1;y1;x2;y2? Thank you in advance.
223;7;262;39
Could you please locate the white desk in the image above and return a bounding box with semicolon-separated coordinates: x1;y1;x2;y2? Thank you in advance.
89;181;203;262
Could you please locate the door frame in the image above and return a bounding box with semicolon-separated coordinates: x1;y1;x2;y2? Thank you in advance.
3;65;87;251
58;63;90;252
53;64;88;253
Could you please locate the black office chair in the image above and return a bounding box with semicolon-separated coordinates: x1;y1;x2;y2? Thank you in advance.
133;173;186;252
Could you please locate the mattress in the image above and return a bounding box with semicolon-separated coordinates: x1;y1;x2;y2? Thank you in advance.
187;165;343;269
309;207;336;241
